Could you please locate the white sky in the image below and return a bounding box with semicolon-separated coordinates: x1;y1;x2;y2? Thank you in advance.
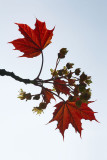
0;0;107;160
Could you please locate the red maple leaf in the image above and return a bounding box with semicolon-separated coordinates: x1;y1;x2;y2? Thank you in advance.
9;19;54;58
54;79;70;95
49;100;98;139
42;88;55;104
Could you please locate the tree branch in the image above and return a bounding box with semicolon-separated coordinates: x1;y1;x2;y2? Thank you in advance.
0;69;31;84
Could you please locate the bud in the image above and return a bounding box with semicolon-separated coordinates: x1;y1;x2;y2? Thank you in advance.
60;48;68;55
80;90;91;101
66;63;74;69
39;102;47;109
58;69;64;76
50;68;54;73
75;68;81;75
33;94;40;100
25;93;31;100
80;72;87;82
58;48;68;59
58;53;65;59
78;84;86;92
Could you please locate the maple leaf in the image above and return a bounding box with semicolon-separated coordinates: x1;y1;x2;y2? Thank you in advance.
54;79;70;95
42;88;55;104
49;100;98;139
9;19;54;58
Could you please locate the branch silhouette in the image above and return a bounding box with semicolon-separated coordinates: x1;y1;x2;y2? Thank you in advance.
0;69;31;84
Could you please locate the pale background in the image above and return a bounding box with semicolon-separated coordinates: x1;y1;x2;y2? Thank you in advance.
0;0;107;160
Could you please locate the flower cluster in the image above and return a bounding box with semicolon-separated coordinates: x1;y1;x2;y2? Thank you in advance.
18;48;92;112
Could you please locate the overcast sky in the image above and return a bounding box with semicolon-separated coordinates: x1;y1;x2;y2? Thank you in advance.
0;0;107;160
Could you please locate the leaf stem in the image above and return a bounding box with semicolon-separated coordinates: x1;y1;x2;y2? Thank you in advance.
43;75;68;82
36;51;44;79
52;58;60;78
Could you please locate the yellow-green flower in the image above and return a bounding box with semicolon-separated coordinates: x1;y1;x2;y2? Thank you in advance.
18;89;26;100
18;89;31;100
32;107;43;115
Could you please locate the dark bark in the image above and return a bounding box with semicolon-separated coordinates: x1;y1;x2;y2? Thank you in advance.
0;69;31;84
